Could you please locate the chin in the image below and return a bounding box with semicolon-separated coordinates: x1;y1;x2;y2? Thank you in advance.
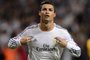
45;18;51;21
44;20;49;24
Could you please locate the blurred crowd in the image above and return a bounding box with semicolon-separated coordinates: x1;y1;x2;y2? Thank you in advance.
0;0;90;60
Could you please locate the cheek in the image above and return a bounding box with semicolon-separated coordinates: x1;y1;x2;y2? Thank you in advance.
51;13;55;17
41;12;45;16
41;11;45;14
39;13;44;17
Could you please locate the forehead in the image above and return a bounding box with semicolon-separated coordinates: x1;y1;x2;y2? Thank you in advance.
41;4;54;9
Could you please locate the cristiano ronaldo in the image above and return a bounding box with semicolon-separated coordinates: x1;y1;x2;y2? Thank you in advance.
8;1;81;60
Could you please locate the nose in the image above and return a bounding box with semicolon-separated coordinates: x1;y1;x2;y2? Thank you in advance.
45;11;49;14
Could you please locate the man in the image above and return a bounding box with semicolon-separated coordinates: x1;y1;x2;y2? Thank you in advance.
8;1;81;60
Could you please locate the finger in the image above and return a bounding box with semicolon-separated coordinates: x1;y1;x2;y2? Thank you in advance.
56;40;60;43
27;39;31;42
29;36;33;39
26;37;31;42
55;37;65;40
55;37;61;42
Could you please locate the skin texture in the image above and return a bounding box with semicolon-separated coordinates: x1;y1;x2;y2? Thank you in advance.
39;4;56;31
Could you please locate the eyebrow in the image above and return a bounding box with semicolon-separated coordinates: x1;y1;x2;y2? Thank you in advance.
42;7;54;9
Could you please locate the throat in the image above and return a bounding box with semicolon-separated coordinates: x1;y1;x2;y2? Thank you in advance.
39;22;54;31
43;20;49;24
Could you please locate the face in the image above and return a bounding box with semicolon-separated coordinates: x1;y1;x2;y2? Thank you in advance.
39;4;56;22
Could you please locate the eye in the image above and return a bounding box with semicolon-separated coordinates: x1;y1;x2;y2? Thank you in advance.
49;8;53;11
42;8;47;11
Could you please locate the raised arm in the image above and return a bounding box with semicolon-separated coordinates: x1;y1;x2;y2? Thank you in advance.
55;30;81;57
8;27;32;49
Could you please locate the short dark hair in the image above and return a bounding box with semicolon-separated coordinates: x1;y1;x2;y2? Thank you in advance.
40;0;56;12
41;0;54;6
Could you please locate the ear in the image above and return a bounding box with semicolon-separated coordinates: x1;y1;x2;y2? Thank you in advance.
54;13;56;17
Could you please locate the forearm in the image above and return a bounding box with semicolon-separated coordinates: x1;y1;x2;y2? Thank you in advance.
8;26;31;49
8;37;21;49
55;37;81;57
66;42;81;57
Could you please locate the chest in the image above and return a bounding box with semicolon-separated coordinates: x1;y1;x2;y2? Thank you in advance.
29;31;64;48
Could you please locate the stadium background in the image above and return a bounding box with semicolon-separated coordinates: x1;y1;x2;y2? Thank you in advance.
0;0;90;60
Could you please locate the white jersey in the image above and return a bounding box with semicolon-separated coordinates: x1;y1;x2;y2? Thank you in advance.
8;24;81;60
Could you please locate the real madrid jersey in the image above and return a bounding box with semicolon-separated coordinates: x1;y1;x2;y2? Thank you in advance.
8;23;81;60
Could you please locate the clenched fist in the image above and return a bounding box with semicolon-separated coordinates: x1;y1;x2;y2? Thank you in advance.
20;36;32;45
55;37;68;48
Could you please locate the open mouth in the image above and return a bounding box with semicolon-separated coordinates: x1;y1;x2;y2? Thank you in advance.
45;15;49;17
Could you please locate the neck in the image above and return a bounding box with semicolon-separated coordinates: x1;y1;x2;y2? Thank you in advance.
39;20;54;31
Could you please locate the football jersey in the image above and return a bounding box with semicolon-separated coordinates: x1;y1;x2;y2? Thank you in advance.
8;23;81;60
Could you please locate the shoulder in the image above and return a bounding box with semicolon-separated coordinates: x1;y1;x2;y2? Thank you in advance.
55;24;70;34
25;24;38;30
55;24;66;31
22;24;38;32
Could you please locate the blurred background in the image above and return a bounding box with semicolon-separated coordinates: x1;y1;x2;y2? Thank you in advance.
0;0;90;60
